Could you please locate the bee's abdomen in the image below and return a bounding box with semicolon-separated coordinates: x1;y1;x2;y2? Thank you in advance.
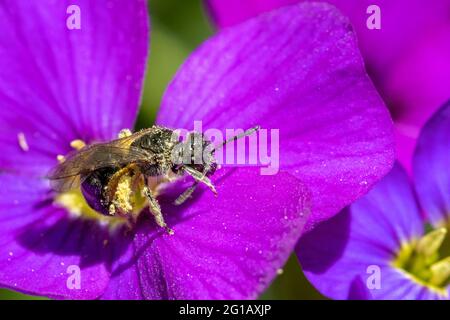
81;167;117;216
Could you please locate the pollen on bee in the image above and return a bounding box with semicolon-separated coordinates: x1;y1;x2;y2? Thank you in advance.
109;203;116;215
113;176;134;214
70;139;86;150
17;132;29;152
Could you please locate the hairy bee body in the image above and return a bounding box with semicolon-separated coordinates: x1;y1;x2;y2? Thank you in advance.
48;125;258;232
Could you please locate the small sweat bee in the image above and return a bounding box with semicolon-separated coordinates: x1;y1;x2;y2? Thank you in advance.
48;125;259;234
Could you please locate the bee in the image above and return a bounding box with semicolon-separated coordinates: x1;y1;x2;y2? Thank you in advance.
48;125;259;234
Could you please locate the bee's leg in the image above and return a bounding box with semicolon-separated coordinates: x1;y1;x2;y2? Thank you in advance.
182;166;217;195
105;165;136;205
143;185;174;235
174;181;199;205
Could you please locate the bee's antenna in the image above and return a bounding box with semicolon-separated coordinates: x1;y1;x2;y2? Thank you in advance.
174;126;260;206
214;125;260;151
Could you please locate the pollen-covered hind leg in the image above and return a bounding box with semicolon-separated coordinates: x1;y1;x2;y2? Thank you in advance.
143;185;174;235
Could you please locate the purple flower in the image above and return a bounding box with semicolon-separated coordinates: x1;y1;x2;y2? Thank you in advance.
205;0;450;172
0;1;394;299
297;101;450;299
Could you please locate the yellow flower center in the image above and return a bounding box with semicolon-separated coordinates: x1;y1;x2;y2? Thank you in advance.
392;226;450;297
54;191;128;230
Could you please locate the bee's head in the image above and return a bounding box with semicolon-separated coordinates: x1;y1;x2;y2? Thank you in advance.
170;126;260;206
172;126;260;177
172;132;217;176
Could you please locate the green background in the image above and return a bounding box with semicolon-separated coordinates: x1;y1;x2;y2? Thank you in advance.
0;0;325;300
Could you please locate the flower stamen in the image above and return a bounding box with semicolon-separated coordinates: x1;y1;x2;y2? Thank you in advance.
17;132;29;152
430;257;450;287
70;139;86;150
57;155;66;163
415;228;446;259
118;128;132;138
392;227;450;296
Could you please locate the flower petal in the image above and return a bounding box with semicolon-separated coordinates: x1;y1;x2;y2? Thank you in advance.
205;0;450;173
0;174;127;299
158;3;394;231
296;163;429;299
389;25;450;172
413;101;450;227
347;276;373;300
0;0;149;175
205;0;298;28
205;0;450;82
387;25;450;127
102;168;310;299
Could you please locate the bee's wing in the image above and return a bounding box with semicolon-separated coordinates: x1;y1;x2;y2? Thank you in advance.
48;142;153;192
49;175;83;193
110;127;157;148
